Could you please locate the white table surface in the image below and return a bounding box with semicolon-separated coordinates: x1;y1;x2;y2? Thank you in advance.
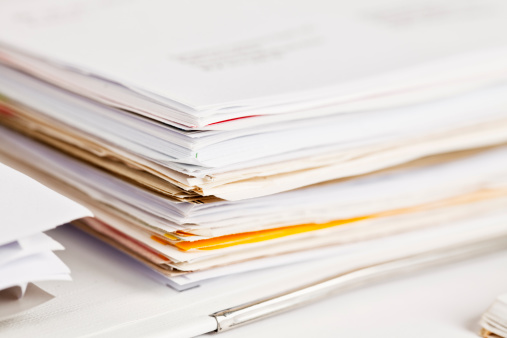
205;247;507;338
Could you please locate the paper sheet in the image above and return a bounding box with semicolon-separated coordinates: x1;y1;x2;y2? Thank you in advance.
2;0;507;120
0;162;91;246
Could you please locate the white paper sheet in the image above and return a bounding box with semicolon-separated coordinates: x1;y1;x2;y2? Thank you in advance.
0;233;62;266
0;162;91;246
1;0;507;126
0;251;71;291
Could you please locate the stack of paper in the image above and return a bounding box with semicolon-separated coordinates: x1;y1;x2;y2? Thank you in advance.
481;293;507;338
1;0;507;295
0;162;90;319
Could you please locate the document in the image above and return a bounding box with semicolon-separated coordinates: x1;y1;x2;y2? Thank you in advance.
0;161;90;316
2;0;507;120
0;162;90;245
481;293;507;338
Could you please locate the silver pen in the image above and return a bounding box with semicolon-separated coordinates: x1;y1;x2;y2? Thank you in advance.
211;237;507;332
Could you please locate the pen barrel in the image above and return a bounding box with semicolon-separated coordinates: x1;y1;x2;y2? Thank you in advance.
211;237;507;332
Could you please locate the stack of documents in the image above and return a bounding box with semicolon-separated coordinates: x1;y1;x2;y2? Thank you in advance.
0;162;89;319
481;293;507;338
1;0;507;295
